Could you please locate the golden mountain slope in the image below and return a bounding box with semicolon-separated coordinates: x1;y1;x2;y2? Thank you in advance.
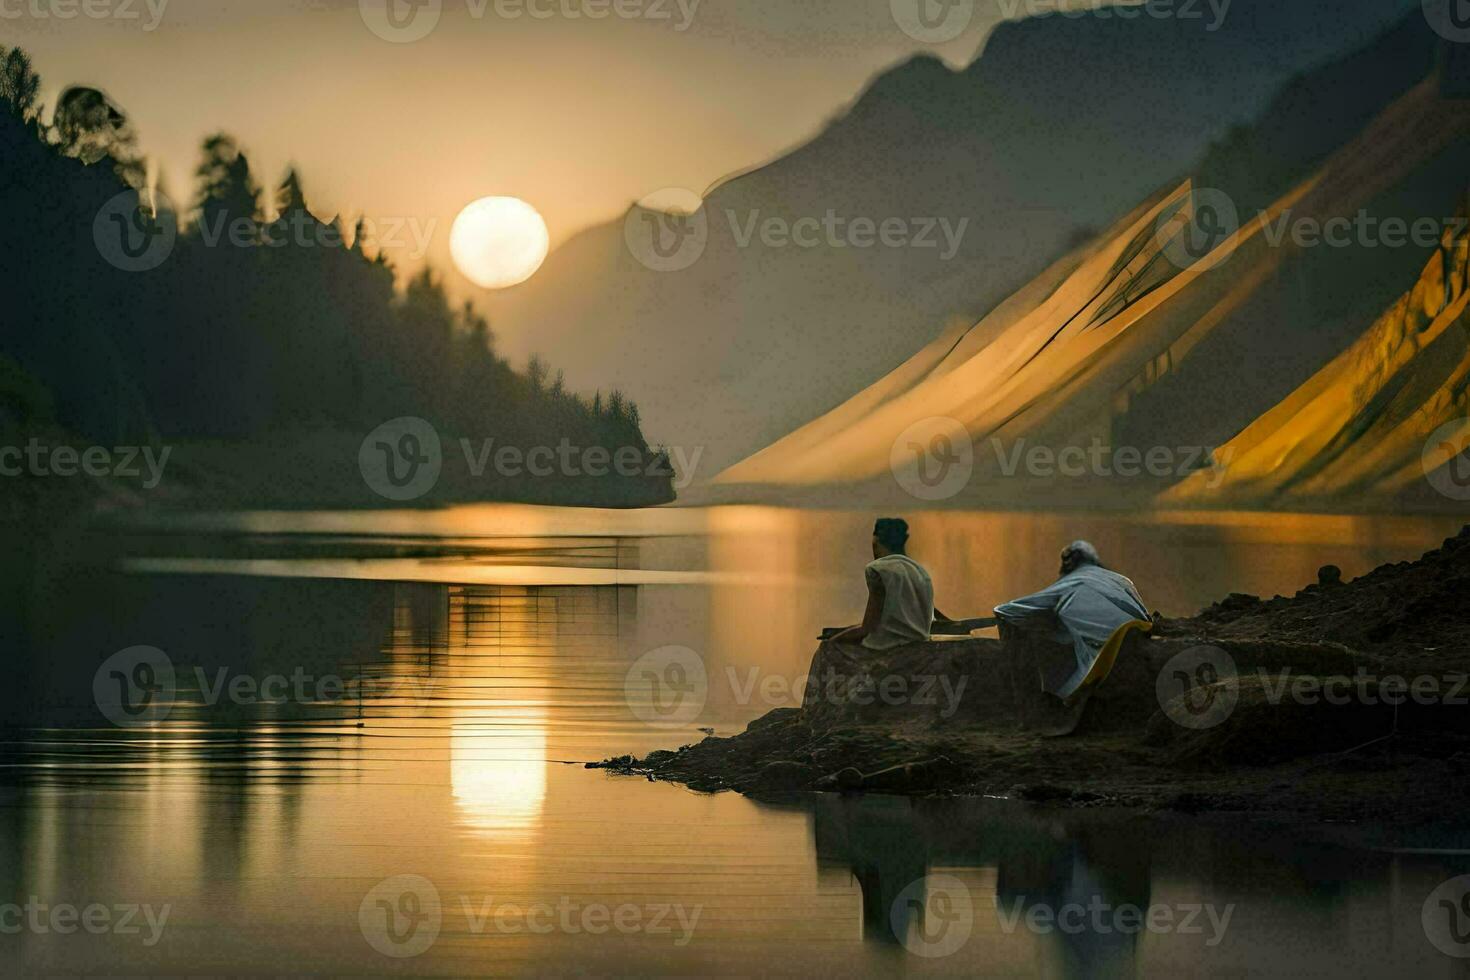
715;78;1470;504
1165;210;1470;506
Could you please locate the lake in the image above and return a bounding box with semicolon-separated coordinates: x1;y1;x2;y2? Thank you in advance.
3;504;1469;976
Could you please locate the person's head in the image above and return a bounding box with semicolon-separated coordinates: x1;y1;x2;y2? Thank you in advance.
1059;540;1101;576
872;518;909;559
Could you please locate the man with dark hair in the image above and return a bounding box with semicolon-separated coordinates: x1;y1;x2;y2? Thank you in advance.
831;518;950;649
872;517;909;554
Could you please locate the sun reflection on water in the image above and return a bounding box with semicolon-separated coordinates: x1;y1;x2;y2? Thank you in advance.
450;707;549;835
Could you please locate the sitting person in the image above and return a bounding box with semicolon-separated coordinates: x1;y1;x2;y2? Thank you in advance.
993;540;1151;700
831;518;954;650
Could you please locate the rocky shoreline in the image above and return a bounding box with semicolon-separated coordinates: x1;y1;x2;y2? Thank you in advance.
595;526;1470;823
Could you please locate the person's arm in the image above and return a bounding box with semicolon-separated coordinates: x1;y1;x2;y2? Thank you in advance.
994;578;1070;630
832;569;884;645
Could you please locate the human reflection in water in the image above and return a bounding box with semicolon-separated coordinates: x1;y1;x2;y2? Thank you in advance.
813;795;933;943
994;819;1151;978
812;794;1151;975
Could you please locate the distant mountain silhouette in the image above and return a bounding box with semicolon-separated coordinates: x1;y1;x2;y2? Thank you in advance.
484;0;1422;471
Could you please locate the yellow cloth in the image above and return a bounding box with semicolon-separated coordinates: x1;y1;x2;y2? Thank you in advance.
1061;619;1153;707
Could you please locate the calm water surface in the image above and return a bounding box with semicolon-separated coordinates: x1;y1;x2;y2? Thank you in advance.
4;505;1469;976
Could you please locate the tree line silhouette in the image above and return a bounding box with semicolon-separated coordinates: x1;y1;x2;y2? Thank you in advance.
0;45;673;506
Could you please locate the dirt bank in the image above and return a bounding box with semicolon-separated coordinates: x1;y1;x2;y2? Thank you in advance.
595;526;1470;822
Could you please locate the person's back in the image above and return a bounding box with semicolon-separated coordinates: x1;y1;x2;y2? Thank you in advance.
863;552;935;651
830;518;943;651
1043;562;1148;651
994;540;1150;699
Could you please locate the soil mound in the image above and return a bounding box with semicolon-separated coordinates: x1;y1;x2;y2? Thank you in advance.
1162;526;1470;655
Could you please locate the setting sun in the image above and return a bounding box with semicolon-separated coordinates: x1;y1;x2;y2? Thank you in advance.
6;5;1465;976
450;196;550;289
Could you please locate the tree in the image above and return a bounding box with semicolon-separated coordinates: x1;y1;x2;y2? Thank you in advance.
276;167;308;218
0;45;673;506
193;133;261;238
54;87;136;161
527;354;549;393
459;301;495;354
0;47;40;120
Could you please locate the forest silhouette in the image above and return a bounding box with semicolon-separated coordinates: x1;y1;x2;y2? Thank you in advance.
0;45;674;508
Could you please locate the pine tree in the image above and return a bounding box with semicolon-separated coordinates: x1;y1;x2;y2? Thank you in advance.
527;354;548;393
193;134;261;239
0;47;40;120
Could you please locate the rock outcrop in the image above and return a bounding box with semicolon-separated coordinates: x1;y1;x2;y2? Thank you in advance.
598;528;1470;822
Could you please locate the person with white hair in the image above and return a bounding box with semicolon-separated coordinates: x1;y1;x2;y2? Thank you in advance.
994;541;1152;702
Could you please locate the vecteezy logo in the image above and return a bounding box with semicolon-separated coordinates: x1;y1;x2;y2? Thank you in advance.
359;874;442;958
891;874;973;958
1158;188;1239;272
890;416;974;501
1423;874;1470;957
358;417;443;501
93;189;176;272
890;0;975;44
623;188;708;272
624;645;708;728
1156;645;1239;730
93;646;176;728
1423;418;1470;501
1425;0;1470;44
359;0;443;43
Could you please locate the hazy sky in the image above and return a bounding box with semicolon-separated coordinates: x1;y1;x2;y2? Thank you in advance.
4;0;1063;282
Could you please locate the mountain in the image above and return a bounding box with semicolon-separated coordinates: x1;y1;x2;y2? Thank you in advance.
485;0;1421;472
713;179;1233;498
714;16;1470;508
1164;193;1470;508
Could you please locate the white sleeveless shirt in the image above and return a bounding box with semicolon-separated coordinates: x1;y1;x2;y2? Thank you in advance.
862;554;935;651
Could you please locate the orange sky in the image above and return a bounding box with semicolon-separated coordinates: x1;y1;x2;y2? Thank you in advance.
8;0;1010;288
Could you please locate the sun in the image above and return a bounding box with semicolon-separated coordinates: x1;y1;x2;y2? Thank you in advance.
449;196;550;289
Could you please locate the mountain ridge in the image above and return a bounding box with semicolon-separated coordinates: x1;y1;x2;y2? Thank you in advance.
484;0;1421;472
713;50;1470;510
